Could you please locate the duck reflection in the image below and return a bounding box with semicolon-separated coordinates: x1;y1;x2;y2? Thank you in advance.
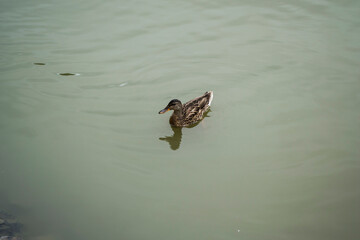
159;110;211;150
159;126;182;150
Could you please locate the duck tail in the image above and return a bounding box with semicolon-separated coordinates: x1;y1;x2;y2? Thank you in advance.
206;91;214;106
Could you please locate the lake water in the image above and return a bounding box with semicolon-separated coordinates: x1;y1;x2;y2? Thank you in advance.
0;0;359;239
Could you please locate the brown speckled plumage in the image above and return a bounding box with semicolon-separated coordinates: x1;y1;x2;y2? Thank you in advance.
159;91;213;127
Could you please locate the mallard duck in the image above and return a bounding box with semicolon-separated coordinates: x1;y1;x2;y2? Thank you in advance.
159;91;213;127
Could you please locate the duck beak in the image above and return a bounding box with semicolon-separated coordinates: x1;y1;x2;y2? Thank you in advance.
159;108;170;114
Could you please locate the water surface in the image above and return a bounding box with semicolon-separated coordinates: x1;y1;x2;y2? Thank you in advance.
1;0;360;239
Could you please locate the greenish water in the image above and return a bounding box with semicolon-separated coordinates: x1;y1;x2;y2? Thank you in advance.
1;0;360;239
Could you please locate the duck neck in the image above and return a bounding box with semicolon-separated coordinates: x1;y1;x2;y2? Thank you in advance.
170;108;183;126
172;108;183;120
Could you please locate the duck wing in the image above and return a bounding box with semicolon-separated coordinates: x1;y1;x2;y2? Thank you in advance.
182;91;213;125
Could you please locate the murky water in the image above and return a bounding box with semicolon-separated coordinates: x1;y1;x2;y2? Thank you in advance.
1;0;360;239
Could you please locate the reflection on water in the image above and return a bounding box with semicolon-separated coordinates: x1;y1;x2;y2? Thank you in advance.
159;126;182;150
159;110;210;150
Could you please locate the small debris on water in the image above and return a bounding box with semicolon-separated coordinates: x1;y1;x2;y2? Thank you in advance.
34;63;46;65
57;73;80;76
119;82;127;87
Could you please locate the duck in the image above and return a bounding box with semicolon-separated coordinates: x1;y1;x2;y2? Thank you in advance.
159;91;213;127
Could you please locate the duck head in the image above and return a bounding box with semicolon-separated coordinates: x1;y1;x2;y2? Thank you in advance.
159;99;182;114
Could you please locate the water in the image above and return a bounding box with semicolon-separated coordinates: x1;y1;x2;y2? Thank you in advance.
1;0;360;239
